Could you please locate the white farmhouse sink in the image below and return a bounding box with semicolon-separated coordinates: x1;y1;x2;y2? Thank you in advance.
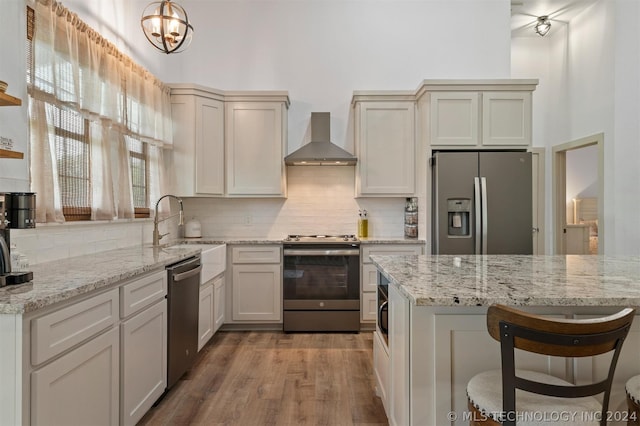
166;244;226;283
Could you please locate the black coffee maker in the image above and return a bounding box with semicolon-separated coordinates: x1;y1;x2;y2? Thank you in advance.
0;192;35;286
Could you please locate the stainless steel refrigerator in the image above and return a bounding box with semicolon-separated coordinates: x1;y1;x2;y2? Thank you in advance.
431;151;532;255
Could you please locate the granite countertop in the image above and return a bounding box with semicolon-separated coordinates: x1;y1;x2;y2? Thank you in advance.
0;236;425;315
0;245;204;315
371;254;640;307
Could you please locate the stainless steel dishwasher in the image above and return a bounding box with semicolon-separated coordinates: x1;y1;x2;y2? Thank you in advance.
166;255;201;389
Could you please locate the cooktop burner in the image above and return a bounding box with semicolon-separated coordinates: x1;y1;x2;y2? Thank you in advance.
284;234;358;243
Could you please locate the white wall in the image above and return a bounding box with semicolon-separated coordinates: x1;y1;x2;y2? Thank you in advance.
128;0;512;155
512;0;640;255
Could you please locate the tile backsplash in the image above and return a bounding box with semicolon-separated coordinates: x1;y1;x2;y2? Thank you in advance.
10;166;407;265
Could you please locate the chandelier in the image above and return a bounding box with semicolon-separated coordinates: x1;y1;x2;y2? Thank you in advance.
141;1;194;54
535;16;551;37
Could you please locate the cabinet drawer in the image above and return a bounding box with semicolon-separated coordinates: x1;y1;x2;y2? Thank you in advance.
232;245;280;264
362;244;423;264
32;289;119;366
120;270;167;318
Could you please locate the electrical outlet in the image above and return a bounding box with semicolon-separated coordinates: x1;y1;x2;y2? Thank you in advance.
243;215;252;225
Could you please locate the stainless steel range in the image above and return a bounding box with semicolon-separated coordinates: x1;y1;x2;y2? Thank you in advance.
283;235;360;332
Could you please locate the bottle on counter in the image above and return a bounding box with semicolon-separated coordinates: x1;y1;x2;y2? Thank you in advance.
404;197;418;238
358;209;369;238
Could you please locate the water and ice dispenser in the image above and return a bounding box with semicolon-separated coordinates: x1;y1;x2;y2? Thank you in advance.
447;199;470;237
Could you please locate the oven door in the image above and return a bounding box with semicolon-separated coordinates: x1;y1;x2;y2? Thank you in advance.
283;246;360;310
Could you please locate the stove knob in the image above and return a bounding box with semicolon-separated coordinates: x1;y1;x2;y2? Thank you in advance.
295;236;300;241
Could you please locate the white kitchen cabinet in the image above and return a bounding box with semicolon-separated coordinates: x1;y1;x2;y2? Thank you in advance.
352;97;416;196
388;284;410;426
360;244;423;323
422;80;536;150
169;84;225;197
229;245;282;322
373;329;390;415
198;281;214;351
121;299;167;426
213;275;225;333
31;327;120;426
120;270;167;426
198;244;227;349
429;92;479;147
225;96;289;197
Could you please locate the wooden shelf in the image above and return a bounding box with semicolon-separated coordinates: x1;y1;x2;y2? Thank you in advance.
0;149;24;159
0;92;22;107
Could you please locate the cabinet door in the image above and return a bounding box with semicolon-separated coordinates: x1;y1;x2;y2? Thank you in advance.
213;275;225;333
232;264;282;321
170;93;224;196
195;97;225;195
482;91;531;147
356;101;415;196
226;102;286;196
198;283;214;351
361;291;377;322
388;284;410;426
373;330;390;415
121;299;167;426
31;327;119;426
430;92;479;147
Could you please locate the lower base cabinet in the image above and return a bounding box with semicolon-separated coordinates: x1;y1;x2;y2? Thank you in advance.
199;274;225;351
121;299;167;426
373;330;390;414
199;282;214;351
31;327;120;426
213;275;225;333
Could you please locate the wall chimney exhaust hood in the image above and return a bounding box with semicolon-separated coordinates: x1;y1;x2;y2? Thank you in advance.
285;112;357;166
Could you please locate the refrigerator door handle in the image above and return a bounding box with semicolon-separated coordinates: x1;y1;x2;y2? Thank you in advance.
481;177;488;254
474;177;481;254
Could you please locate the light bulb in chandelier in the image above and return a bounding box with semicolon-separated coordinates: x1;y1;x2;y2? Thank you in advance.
141;0;194;54
535;16;551;37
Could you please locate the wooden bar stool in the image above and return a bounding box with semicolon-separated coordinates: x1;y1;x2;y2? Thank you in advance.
467;304;635;426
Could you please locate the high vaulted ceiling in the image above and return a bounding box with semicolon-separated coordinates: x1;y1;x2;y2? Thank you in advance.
511;0;599;37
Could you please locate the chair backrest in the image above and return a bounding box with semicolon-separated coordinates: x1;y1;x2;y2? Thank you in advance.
486;304;635;426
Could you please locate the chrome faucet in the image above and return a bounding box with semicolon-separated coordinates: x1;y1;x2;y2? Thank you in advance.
152;195;184;246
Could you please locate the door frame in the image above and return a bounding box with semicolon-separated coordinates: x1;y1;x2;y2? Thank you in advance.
552;133;604;254
531;147;545;254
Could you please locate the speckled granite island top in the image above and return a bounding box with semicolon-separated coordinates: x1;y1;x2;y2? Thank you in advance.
370;254;640;307
0;245;202;315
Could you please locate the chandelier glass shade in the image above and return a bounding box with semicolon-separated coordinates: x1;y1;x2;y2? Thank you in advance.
535;16;551;37
141;1;194;54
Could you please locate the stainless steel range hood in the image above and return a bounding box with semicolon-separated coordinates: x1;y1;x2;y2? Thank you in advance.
285;112;357;166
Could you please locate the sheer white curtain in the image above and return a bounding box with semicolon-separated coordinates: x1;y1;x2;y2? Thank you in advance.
28;0;172;222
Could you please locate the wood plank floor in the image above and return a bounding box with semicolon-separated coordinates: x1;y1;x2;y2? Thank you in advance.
139;331;389;426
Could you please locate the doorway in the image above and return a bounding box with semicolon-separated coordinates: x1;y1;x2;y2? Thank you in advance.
552;133;604;254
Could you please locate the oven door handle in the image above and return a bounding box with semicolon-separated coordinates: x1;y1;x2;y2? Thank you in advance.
378;300;388;334
283;249;360;256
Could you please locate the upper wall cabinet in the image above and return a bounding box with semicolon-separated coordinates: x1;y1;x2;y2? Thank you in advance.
419;80;537;150
352;93;416;197
170;85;225;197
168;85;289;198
225;93;289;197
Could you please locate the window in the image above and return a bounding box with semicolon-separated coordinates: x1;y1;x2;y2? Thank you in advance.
27;3;170;223
126;136;150;218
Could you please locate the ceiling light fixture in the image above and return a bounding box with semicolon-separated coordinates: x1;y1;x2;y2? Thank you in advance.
535;15;551;37
141;0;194;54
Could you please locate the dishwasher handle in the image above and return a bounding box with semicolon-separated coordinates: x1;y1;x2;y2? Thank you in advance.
173;265;202;282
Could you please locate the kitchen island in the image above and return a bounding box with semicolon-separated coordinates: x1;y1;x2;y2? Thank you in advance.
371;254;640;426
